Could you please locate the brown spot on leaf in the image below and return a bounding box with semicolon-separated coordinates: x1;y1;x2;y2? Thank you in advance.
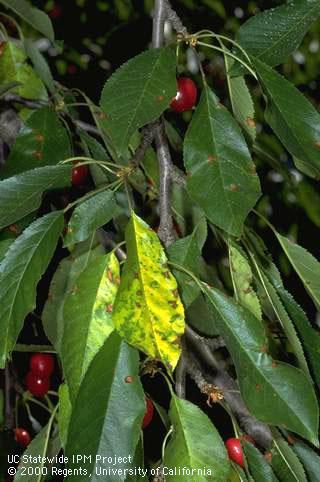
107;270;113;282
106;304;113;313
264;452;272;463
260;345;268;353
207;155;217;163
287;435;296;445
115;277;121;285
229;183;239;192
315;140;320;149
99;112;107;120
271;360;278;368
163;271;171;279
246;117;256;128
169;300;178;309
33;151;43;160
0;42;6;56
172;289;179;298
156;95;165;102
136;290;143;297
255;383;262;392
243;286;252;294
125;375;134;383
8;224;19;235
35;134;44;142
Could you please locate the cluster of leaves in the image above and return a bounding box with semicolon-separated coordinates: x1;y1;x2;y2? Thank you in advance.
0;0;320;481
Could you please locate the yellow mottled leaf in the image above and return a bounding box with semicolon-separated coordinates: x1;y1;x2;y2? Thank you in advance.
62;252;120;401
113;212;185;370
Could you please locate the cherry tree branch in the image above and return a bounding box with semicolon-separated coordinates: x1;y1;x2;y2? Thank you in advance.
152;0;176;247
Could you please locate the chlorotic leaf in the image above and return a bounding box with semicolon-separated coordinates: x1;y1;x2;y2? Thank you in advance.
203;285;319;445
225;55;256;141
0;165;71;230
65;333;145;482
64;190;117;247
0;0;54;41
163;395;230;481
62;253;120;402
228;241;261;320
184;86;260;236
100;47;176;156
42;237;104;353
2;107;72;178
0;212;64;368
113;212;185;371
0;42;47;103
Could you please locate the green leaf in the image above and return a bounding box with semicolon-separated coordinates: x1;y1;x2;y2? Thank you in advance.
275;232;320;310
271;430;308;482
62;253;120;402
0;0;54;42
0;165;71;230
278;288;320;388
203;285;319;445
0;42;47;102
58;383;72;449
291;439;320;481
235;0;320;68
0;212;64;367
184;86;260;236
243;440;278;482
224;55;256;141
0;239;13;263
65;333;145;482
100;47;176;156
228;241;261;320
24;38;55;93
163;395;230;481
167;226;203;308
253;58;320;179
14;408;58;482
2;107;71;178
64;190;117;247
113;212;185;371
42;237;104;353
249;254;310;376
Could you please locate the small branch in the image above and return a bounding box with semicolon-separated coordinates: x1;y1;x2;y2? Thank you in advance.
154;122;176;246
163;0;188;36
152;0;167;48
97;229;127;261
130;122;158;168
3;93;47;110
185;338;273;449
74;119;101;136
175;344;187;398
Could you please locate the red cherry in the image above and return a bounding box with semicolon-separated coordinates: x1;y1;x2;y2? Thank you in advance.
30;353;54;377
170;77;197;113
225;438;244;468
49;5;62;19
26;372;50;397
142;397;154;429
14;428;31;448
71;164;88;186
